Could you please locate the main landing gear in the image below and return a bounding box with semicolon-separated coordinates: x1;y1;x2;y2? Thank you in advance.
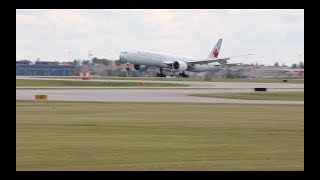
179;71;189;78
156;68;166;78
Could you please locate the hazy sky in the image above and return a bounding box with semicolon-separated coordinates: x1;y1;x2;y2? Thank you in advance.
16;9;304;65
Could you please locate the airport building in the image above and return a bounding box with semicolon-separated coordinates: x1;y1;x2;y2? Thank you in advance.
16;61;76;76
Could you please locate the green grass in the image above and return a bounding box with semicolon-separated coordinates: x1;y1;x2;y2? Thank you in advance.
190;92;304;101
16;79;188;87
40;76;304;84
16;101;304;170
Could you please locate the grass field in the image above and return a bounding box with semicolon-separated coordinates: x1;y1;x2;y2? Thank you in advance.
40;76;304;84
16;101;304;170
16;79;188;87
190;92;304;101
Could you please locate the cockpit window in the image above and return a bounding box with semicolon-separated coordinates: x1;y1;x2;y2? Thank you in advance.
121;52;128;54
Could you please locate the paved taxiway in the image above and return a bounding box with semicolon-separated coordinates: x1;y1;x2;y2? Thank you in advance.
16;89;304;104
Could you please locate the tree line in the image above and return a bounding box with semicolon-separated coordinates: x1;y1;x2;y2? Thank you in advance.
274;61;304;69
72;57;125;66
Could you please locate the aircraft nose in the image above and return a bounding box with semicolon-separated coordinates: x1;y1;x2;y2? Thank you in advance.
119;52;128;61
119;53;124;61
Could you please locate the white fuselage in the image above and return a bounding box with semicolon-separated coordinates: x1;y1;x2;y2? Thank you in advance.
119;49;216;72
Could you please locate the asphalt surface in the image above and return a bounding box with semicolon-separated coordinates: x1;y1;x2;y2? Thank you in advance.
16;76;304;104
16;89;304;104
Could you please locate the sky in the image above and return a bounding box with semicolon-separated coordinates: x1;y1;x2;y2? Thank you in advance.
16;9;304;66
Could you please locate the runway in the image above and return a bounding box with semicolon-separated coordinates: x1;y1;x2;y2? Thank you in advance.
16;76;304;104
16;89;304;104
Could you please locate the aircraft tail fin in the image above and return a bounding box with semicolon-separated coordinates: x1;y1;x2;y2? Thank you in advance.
207;39;223;59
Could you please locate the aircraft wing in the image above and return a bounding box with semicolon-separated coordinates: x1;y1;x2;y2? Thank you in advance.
186;57;230;65
163;57;231;69
186;54;252;65
163;53;251;67
214;63;243;67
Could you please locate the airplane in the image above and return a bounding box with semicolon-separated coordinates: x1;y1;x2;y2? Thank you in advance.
119;39;245;78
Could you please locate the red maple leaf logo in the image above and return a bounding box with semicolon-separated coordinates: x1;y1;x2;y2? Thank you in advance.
213;49;219;58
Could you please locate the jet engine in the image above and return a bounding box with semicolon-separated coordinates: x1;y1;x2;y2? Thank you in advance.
172;61;188;71
134;64;148;71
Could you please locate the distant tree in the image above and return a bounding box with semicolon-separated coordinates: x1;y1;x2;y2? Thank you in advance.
274;62;279;67
92;57;99;64
115;59;125;66
16;60;32;65
282;63;287;67
299;61;304;69
91;57;112;66
82;60;91;65
102;59;112;66
291;64;298;69
72;59;78;65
